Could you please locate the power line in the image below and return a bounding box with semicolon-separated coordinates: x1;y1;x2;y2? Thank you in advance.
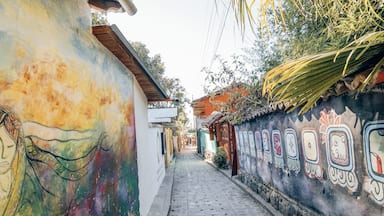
201;1;216;68
208;2;231;70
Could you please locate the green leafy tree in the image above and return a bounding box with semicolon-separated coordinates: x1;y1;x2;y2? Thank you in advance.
130;42;166;83
202;54;268;124
202;55;250;93
160;77;189;130
214;147;229;169
228;0;384;113
131;41;189;129
229;0;383;42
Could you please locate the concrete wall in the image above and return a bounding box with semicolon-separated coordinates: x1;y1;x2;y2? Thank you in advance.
0;1;141;215
236;92;384;215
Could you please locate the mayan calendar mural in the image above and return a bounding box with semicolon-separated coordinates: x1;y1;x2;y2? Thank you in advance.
301;128;322;180
236;130;246;172
272;130;284;169
248;131;257;174
0;1;139;215
261;129;272;164
254;131;263;160
326;125;358;192
364;120;384;205
319;109;359;192
284;128;300;174
235;94;384;215
242;130;251;174
248;131;256;159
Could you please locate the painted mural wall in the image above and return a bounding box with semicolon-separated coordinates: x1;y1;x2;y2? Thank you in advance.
236;92;384;215
0;1;139;215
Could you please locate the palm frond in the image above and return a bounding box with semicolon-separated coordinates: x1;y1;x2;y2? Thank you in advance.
263;32;384;114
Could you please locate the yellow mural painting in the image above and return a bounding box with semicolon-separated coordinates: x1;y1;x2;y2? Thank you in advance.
0;52;131;131
0;51;136;215
0;1;140;214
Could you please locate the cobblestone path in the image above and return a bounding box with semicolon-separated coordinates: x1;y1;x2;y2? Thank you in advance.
169;146;271;216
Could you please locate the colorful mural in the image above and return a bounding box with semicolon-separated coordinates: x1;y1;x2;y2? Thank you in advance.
302;128;323;180
254;131;263;160
272;130;284;169
284;128;300;174
262;129;273;164
237;130;245;172
248;131;257;174
0;1;139;215
248;131;256;158
320;109;359;192
236;98;384;215
319;109;341;144
326;125;358;192
242;130;251;173
364;121;384;204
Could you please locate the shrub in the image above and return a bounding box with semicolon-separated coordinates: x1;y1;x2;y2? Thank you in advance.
213;147;228;169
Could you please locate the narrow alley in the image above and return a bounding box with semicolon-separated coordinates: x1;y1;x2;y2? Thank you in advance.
169;146;272;216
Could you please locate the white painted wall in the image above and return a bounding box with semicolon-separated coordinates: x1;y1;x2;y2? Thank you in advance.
133;80;165;216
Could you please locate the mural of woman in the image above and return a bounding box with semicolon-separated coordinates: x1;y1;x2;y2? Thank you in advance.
0;106;28;215
0;105;110;215
0;114;17;196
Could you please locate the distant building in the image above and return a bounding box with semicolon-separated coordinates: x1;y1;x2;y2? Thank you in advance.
191;85;247;174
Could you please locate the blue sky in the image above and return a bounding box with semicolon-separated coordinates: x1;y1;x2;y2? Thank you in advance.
108;0;253;100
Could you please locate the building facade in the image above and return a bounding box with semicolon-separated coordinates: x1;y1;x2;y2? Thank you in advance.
0;1;167;215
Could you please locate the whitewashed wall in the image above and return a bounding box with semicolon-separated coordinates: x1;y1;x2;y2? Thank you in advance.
134;80;165;216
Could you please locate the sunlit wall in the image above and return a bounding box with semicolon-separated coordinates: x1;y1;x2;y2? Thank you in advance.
0;1;139;215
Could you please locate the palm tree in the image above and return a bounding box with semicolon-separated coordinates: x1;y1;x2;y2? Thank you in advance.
229;0;384;114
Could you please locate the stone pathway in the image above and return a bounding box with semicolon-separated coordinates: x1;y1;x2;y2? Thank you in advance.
169;146;272;216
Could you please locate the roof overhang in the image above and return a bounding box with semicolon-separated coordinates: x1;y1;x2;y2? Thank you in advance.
93;25;168;101
89;0;137;15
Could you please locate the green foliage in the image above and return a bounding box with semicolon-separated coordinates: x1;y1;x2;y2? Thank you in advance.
91;10;109;26
227;0;384;116
256;1;384;114
229;0;384;45
201;52;270;124
277;1;331;59
243;26;284;75
309;0;384;45
213;147;228;169
202;55;251;93
263;32;384;114
131;41;189;129
130;41;165;82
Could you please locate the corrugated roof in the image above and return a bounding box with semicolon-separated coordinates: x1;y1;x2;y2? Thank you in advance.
93;25;168;101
